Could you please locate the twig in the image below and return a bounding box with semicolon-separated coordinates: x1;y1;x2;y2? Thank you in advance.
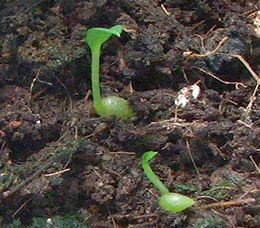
53;75;73;110
249;155;260;174
225;54;260;114
189;41;260;116
108;213;158;220
181;68;190;84
197;198;255;210
161;4;170;15
1;159;54;201
109;151;136;155
29;69;41;98
108;210;118;228
43;168;71;177
194;67;246;88
237;119;253;128
12;198;32;219
185;139;200;175
190;36;229;58
227;54;260;82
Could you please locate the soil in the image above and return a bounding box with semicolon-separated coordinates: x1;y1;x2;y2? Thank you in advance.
0;0;260;227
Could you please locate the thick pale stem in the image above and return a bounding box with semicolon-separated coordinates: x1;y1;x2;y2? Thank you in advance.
142;157;170;195
90;45;103;112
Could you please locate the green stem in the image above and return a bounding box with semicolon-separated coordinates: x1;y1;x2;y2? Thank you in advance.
142;153;170;195
90;45;103;112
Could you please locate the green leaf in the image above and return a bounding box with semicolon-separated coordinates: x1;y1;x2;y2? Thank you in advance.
142;151;158;163
159;193;195;213
85;25;124;50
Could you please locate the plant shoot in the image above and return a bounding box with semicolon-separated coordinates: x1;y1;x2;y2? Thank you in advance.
85;25;135;119
142;151;195;213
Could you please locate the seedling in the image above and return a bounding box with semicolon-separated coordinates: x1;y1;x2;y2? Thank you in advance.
85;25;135;119
142;151;195;213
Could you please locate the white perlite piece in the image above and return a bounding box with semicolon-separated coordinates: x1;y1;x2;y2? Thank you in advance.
190;84;200;99
174;84;201;107
253;11;260;38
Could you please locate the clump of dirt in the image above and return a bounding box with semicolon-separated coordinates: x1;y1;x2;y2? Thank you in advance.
0;0;260;227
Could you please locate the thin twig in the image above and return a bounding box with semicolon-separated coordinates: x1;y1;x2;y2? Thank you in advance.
161;4;170;15
43;168;71;177
249;155;260;174
196;198;255;210
12;198;32;219
53;75;73;110
190;37;229;58
227;54;260;82
29;69;41;98
1;159;54;201
225;54;260;114
194;67;246;88
185;139;200;175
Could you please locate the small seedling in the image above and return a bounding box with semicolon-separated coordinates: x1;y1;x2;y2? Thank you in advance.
85;25;135;119
142;151;195;213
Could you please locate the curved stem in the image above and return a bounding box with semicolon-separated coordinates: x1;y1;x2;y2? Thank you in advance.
142;153;170;195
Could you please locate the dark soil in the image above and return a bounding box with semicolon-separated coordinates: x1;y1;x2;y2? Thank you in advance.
0;0;260;227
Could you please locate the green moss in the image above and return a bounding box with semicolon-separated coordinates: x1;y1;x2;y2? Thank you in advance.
196;217;226;228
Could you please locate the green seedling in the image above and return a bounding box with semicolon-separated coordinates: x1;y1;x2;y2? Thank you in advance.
85;25;135;119
142;151;195;213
